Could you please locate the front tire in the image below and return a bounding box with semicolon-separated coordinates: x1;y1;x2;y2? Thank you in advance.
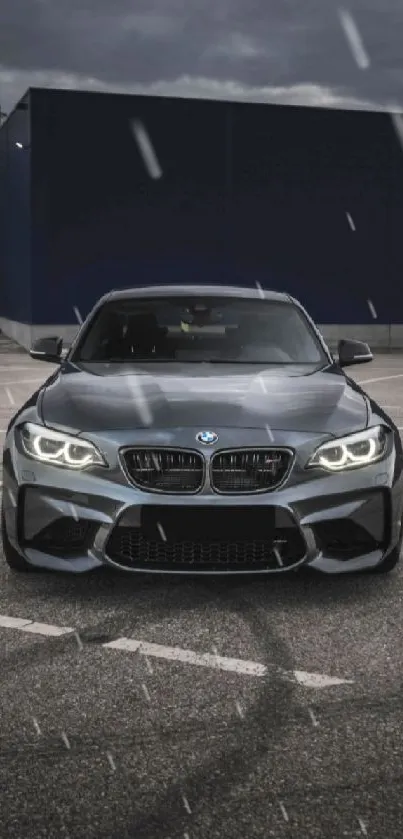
1;506;37;572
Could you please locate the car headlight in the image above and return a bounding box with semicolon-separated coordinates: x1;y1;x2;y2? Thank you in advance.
19;422;106;469
307;425;388;472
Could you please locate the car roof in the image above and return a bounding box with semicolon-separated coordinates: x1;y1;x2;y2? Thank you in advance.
104;285;291;304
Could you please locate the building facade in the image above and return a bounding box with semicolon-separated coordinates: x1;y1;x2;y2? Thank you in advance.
1;87;403;348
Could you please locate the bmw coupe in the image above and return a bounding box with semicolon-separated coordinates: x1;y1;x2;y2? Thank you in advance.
2;285;403;575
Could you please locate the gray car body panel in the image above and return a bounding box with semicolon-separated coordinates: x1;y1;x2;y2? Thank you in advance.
39;362;368;437
2;285;403;575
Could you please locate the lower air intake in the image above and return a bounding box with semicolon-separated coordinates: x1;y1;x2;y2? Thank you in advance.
27;517;97;556
105;506;306;572
313;519;383;560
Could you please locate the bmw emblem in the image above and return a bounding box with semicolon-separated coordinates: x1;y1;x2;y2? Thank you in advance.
196;430;218;445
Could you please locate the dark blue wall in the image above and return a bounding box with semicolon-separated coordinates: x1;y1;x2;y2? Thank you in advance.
0;96;32;323
5;88;403;325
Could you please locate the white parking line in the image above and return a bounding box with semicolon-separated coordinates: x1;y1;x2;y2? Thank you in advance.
21;622;74;637
1;377;45;387
357;373;403;385
0;614;354;686
0;614;73;634
104;637;267;675
0;615;33;628
104;640;353;686
294;670;353;687
0;366;41;372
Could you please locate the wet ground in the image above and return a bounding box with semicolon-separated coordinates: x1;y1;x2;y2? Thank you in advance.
0;339;402;839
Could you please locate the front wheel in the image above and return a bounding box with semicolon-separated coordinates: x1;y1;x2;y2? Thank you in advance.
1;506;38;572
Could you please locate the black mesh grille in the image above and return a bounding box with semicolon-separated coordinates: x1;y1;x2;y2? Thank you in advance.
105;506;306;571
27;517;97;556
122;449;204;493
210;449;292;494
313;519;382;560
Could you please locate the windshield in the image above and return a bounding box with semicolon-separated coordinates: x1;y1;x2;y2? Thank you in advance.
71;296;327;365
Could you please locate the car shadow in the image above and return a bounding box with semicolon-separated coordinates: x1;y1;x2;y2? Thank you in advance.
10;560;400;617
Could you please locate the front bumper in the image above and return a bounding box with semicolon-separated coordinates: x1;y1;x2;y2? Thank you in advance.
3;435;403;575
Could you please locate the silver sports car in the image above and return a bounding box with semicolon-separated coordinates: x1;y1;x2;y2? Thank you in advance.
2;285;403;576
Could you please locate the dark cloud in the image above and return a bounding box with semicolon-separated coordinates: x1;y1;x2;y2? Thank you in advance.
2;0;403;113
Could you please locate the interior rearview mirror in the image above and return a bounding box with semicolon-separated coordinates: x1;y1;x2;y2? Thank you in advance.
338;339;373;368
30;336;63;363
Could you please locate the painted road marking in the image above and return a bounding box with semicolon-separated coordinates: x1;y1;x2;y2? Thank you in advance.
104;637;267;675
0;614;354;686
104;637;353;686
0;366;45;372
357;373;403;385
0;377;45;387
21;621;74;637
293;670;353;688
0;614;73;634
0;615;33;629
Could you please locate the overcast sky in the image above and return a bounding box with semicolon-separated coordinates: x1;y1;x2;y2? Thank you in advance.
2;0;403;114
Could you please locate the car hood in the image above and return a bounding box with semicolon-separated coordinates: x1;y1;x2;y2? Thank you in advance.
39;361;368;436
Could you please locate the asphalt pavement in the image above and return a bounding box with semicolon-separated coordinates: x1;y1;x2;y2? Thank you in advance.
1;337;403;839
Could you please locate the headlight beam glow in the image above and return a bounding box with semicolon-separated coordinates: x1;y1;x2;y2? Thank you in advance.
307;426;387;472
20;423;106;470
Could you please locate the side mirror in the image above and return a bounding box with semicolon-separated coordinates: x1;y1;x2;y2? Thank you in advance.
338;339;373;368
30;336;63;363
